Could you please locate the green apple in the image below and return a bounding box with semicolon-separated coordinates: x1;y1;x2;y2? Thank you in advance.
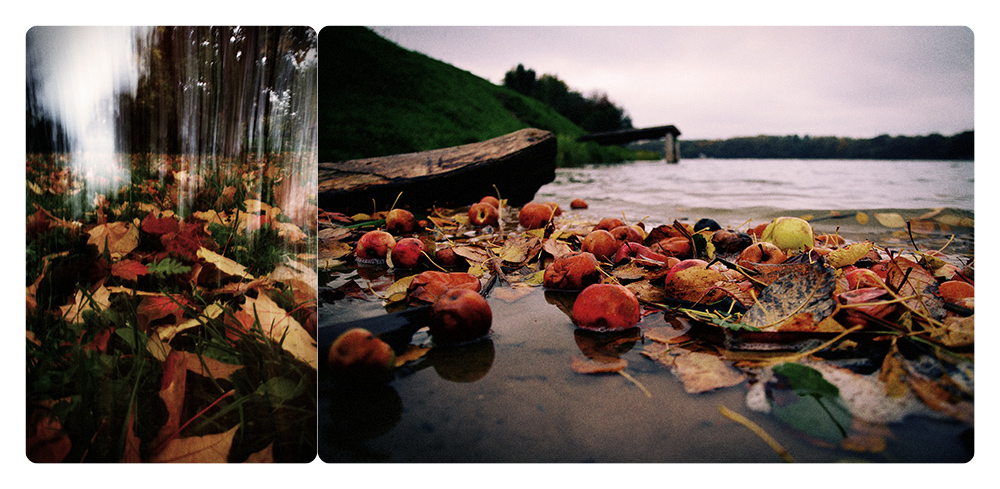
761;216;814;252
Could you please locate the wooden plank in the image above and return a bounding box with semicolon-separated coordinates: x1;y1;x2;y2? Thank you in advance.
578;125;681;145
319;128;556;212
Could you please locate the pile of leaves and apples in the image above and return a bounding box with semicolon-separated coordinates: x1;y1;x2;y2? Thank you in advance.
319;190;974;460
26;153;318;463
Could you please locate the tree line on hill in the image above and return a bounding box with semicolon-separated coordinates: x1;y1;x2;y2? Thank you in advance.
502;64;633;134
625;131;973;160
675;132;973;160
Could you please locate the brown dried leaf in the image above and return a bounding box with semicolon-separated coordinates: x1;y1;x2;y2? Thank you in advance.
571;354;628;374
242;293;317;368
744;260;836;331
87;221;139;255
152;350;188;450
150;425;238;463
673;351;747;393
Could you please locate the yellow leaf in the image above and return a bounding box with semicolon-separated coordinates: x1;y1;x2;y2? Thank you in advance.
157;302;224;342
60;286;112;324
874;213;907;228
197;247;250;279
855;212;869;225
826;241;874;268
87;221;139;256
242;293;317;368
673;351;747;393
150;425;238;463
273;221;307;242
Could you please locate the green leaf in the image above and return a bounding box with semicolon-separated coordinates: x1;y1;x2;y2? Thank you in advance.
147;257;192;276
769;363;852;443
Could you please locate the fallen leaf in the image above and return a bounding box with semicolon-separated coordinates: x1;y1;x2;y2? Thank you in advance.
197;247;250;280
87;221;139;256
571;354;628;374
150;425;238;463
152;350;188;450
60;285;112;324
826;241;874;268
244;443;274;463
242;293;317;368
111;259;149;281
673;351;747;393
744;260;836;331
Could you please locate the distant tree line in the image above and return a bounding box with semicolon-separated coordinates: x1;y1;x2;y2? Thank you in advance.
502;64;633;133
669;132;973;160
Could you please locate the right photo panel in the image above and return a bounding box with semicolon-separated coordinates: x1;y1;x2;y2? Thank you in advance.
315;26;974;463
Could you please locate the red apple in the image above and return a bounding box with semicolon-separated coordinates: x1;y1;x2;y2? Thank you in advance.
543;252;601;290
327;328;395;384
385;208;419;234
390;237;426;268
468;202;500;227
355;230;396;263
938;280;974;304
479;195;501;209
542;201;562;216
737;242;786;266
651;236;692;259
571;283;641;331
610;225;643;245
429;288;493;344
570;198;588;209
594;217;626;232
581;229;619;261
712;229;753;254
435;247;466;268
518;202;554;229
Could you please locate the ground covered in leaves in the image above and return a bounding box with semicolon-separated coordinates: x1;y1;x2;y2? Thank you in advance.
26;153;318;463
319;195;974;461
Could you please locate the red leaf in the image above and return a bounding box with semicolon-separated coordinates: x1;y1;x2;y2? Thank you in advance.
111;259;149;281
142;212;180;235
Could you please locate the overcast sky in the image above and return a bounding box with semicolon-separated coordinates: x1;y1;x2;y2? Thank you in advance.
370;26;973;141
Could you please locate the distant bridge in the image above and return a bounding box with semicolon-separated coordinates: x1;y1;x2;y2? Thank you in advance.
577;124;681;163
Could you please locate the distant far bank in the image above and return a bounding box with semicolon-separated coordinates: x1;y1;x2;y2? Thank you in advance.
628;131;973;161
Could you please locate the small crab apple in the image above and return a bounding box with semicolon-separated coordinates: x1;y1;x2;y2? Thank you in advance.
581;229;620;261
737;241;786;266
570;198;588;209
594;217;626;232
355;230;396;263
544;252;601;290
327;328;396;384
479;195;500;209
571;283;641;331
651;236;692;259
610;225;643;245
390;237;426;268
385;208;419;234
468;202;500;227
429;288;493;344
543;202;563;216
712;229;753;255
518;202;554;229
434;247;466;268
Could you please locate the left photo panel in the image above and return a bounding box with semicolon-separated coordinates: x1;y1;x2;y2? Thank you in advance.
25;26;318;463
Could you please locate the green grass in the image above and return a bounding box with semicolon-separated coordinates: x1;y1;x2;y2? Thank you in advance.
319;27;651;166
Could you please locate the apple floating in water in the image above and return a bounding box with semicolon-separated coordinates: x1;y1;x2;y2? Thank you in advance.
761;216;815;252
429;288;493;344
327;328;396;384
571;283;641;331
355;230;396;265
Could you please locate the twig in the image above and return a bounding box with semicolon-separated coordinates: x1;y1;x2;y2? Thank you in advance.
618;370;652;398
718;405;796;463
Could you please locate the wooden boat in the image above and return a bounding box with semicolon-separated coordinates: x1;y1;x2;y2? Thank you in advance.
318;128;557;213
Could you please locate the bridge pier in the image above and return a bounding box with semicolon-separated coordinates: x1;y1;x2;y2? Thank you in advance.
577;124;682;163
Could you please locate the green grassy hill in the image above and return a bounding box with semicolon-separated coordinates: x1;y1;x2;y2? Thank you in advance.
318;27;653;166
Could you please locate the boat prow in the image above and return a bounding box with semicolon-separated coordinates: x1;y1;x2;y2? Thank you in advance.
319;128;556;212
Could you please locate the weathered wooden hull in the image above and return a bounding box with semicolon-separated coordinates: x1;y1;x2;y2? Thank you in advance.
319;128;556;212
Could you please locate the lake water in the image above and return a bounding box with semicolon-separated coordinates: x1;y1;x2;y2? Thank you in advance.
536;158;975;256
537;158;972;221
